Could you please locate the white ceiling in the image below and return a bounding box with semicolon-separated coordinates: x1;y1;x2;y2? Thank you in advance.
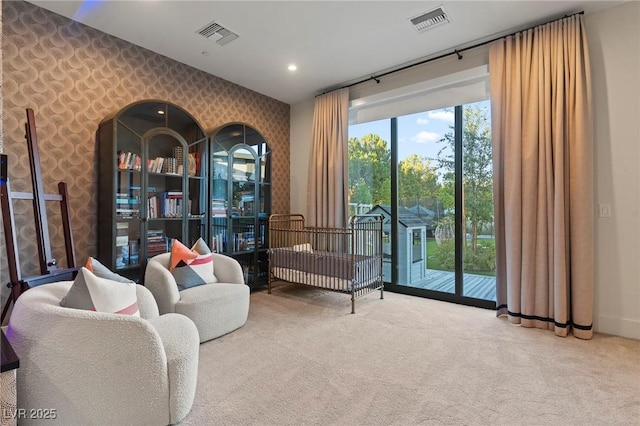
27;1;624;105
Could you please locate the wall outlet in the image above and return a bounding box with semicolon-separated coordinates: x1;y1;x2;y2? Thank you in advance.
599;203;612;218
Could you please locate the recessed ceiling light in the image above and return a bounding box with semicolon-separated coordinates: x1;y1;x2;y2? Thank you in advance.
157;110;165;115
288;64;297;72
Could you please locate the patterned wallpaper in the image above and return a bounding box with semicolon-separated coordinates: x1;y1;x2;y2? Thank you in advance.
1;1;290;297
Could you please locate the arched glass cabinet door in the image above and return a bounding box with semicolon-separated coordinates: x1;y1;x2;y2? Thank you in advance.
97;100;207;281
209;123;271;288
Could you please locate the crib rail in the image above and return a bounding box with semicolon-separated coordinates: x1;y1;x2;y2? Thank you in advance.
268;214;383;313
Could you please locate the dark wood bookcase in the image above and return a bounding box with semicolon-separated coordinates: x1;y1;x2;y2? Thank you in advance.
97;100;207;281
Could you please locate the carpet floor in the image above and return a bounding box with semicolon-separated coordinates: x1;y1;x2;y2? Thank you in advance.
182;285;640;425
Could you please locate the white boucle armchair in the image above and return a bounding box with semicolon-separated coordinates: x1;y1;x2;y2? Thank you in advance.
6;281;199;426
145;252;250;343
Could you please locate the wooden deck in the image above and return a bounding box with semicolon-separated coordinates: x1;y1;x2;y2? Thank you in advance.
402;269;496;301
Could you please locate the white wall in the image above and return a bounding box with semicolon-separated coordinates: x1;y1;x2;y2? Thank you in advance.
289;98;314;215
586;1;640;340
290;1;640;339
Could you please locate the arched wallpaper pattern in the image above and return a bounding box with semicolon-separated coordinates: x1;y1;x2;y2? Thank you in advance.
1;1;290;287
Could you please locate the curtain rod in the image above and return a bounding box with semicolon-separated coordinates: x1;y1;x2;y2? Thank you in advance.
319;10;584;96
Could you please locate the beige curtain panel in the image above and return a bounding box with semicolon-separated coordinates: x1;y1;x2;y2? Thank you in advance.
489;14;594;339
307;88;350;228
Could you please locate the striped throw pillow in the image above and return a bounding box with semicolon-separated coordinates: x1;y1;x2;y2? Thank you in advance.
170;240;217;291
60;267;139;316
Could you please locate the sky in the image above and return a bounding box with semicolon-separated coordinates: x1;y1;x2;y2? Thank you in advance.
348;100;490;164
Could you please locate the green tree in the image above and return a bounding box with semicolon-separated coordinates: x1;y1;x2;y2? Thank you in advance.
351;177;372;205
348;134;391;205
437;105;493;252
398;154;439;207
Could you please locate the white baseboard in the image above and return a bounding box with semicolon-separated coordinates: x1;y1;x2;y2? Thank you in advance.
595;315;640;340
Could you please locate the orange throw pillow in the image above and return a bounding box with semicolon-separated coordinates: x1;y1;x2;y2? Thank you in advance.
169;240;198;271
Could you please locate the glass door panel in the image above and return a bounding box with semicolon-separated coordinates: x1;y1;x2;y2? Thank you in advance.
187;139;207;246
115;171;141;270
114;121;142;272
394;109;454;294
230;147;257;254
460;102;496;301
210;144;228;253
208;124;271;288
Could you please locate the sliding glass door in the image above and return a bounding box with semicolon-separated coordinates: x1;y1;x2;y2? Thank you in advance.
348;101;495;309
459;104;495;301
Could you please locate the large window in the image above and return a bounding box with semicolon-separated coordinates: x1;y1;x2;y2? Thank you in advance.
348;101;496;308
348;118;391;216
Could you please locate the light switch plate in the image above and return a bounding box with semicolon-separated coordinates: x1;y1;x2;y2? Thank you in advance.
599;203;612;218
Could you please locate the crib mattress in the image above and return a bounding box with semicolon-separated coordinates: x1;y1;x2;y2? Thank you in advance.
271;267;381;292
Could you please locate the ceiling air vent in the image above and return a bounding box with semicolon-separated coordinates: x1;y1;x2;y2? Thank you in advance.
410;6;451;32
196;21;239;46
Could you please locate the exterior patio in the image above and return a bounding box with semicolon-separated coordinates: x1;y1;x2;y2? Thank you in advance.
404;269;496;301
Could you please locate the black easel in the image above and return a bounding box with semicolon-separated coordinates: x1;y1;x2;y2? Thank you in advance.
1;108;78;323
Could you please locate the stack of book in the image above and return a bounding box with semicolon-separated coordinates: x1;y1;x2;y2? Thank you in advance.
147;230;168;257
116;192;140;218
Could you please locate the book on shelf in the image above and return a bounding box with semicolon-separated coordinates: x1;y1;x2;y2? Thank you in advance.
245;232;255;250
147;196;158;219
259;223;266;247
117;151;126;169
147;157;164;174
146;231;168;256
116;208;140;218
161;157;178;174
116;197;140;205
147;236;175;257
116;222;128;237
160;191;183;218
232;232;251;252
155;157;164;173
211;233;225;253
117;151;142;171
147;229;164;241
